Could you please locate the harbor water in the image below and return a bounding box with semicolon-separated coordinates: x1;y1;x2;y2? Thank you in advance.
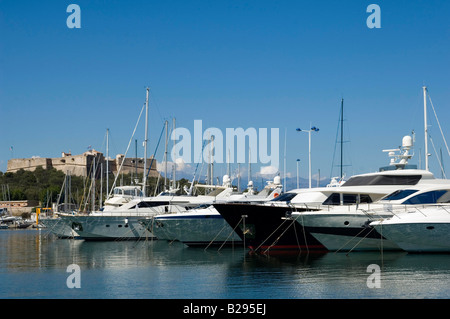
1;229;450;300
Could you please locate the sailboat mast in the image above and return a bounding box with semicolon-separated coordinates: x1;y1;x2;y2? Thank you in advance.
211;135;214;185
106;128;109;198
423;86;429;171
340;98;344;179
164;120;168;191
173;117;176;189
143;87;149;196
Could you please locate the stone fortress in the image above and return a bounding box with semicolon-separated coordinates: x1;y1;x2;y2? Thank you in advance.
6;149;160;178
2;151;159;218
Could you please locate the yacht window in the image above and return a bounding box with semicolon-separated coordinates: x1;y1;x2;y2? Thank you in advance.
322;193;373;205
129;201;171;209
342;175;422;186
270;192;298;202
382;189;418;201
139;201;171;208
402;190;448;205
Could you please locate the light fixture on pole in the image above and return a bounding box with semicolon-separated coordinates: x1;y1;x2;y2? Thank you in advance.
296;159;300;189
296;126;319;188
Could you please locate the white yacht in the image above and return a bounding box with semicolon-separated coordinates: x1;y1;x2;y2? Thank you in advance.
215;135;445;252
39;185;143;239
370;203;450;253
293;181;450;252
288;133;450;251
143;176;283;247
59;177;237;240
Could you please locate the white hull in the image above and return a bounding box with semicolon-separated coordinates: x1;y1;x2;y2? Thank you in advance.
376;223;450;252
152;208;242;246
63;215;155;240
39;217;79;238
310;233;401;251
295;209;401;251
371;208;450;252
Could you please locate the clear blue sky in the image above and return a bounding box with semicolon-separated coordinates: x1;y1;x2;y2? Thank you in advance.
1;0;450;186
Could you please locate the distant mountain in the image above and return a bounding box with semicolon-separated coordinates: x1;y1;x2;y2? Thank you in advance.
166;170;332;192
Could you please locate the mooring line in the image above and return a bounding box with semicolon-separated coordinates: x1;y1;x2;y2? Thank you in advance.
204;224;227;251
345;227;376;256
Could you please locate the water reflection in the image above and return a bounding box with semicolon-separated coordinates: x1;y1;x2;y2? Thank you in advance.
1;229;450;298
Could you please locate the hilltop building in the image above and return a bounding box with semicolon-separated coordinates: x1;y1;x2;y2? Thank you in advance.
6;150;160;178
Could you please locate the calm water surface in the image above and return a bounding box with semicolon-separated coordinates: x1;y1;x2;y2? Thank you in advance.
1;229;449;299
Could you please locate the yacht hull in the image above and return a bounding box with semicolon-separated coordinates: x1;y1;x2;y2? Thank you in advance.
151;210;242;247
371;210;450;253
374;223;450;252
39;217;80;239
297;212;401;251
62;215;155;240
213;203;326;252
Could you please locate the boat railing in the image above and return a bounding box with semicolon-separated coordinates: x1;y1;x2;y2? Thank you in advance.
358;202;450;219
88;203;191;217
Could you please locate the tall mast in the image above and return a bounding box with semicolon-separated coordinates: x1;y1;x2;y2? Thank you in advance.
91;156;96;212
423;86;429;171
283;128;286;191
211;135;214;185
238;163;241;192
143;87;149;196
164;120;168;191
106;128;109;198
173;117;176;189
340;98;344;179
135;139;138;183
248;147;251;185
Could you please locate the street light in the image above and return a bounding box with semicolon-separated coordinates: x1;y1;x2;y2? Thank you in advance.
296;159;300;189
296;126;319;188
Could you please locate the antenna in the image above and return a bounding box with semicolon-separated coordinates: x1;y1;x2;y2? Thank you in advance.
382;135;414;168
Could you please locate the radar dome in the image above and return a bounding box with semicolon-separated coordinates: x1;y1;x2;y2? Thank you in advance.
402;135;413;148
274;176;281;184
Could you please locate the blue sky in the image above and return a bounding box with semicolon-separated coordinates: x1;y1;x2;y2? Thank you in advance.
1;0;450;186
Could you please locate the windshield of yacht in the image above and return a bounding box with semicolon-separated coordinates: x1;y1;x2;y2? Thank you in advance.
125;189;143;196
381;189;418;201
342;175;422;187
270;192;297;202
402;190;450;204
130;201;172;208
114;187;142;197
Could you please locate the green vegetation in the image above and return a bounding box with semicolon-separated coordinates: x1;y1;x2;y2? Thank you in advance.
1;167;84;204
0;166;196;209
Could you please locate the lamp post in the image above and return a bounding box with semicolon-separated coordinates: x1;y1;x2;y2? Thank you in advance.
296;126;319;188
296;159;300;189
